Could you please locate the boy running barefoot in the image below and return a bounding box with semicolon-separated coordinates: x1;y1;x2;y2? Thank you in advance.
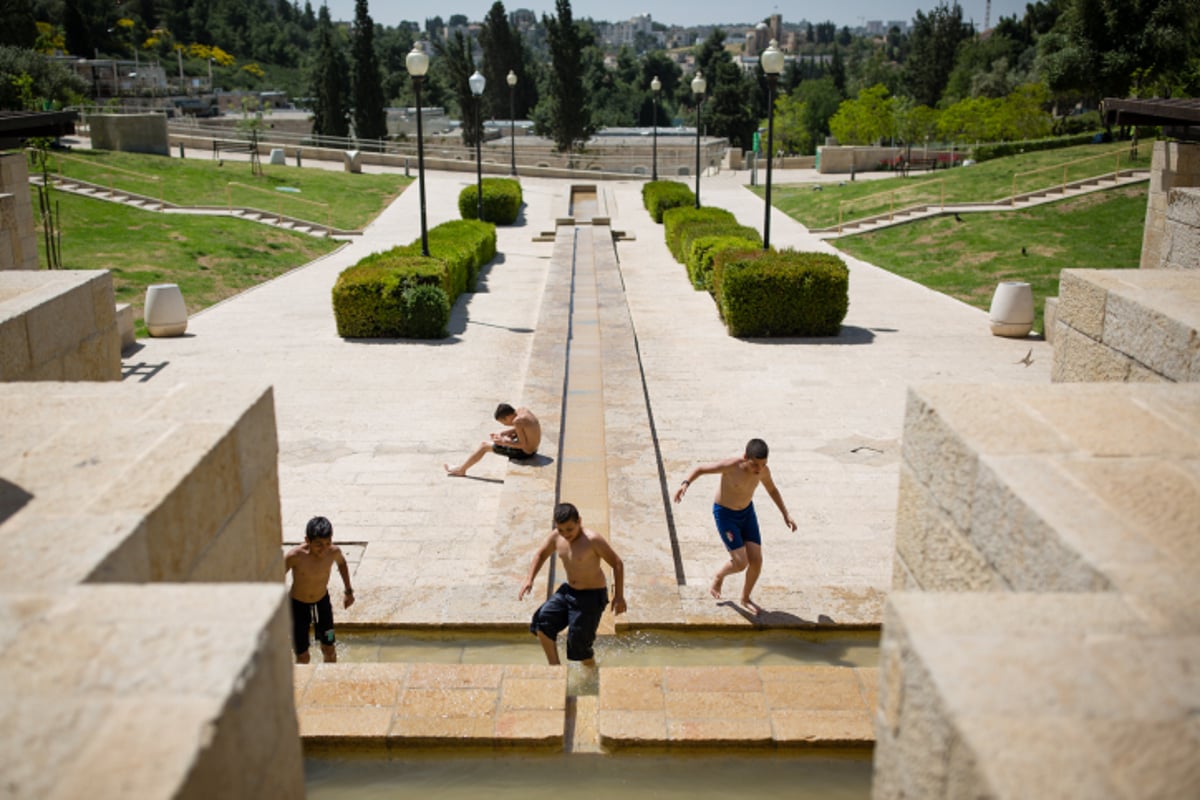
518;502;626;666
285;516;354;663
674;438;796;616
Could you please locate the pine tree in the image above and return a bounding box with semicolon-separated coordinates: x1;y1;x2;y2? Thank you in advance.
309;4;349;138
478;1;529;119
351;0;387;141
442;29;482;148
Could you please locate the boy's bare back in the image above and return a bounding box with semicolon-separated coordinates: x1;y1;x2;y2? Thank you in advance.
285;542;346;603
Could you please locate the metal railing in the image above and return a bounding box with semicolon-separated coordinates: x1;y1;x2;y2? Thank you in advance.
41;150;164;205
1009;148;1135;205
225;181;332;229
837;178;945;233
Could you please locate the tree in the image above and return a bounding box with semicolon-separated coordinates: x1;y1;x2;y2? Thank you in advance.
1;0;37;48
707;58;756;150
829;84;895;145
769;92;810;155
309;4;349;138
351;0;387;141
0;45;89;108
531;0;594;152
442;28;483;147
797;76;842;153
479;1;530;119
1037;0;1200;100
903;1;975;107
62;0;94;57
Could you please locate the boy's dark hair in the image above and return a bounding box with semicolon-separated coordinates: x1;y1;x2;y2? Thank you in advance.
745;438;769;459
495;402;516;420
553;502;580;525
306;516;333;540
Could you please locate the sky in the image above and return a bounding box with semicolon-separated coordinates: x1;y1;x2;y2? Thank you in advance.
321;1;1031;31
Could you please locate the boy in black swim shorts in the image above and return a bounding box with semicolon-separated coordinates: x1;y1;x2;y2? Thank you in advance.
518;502;627;666
285;516;354;663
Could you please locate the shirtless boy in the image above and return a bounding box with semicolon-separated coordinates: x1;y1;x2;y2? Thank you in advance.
674;438;796;616
445;403;541;477
284;516;354;663
518;502;626;666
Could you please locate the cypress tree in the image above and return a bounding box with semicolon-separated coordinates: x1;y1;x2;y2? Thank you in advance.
310;4;349;138
351;0;387;141
532;0;594;152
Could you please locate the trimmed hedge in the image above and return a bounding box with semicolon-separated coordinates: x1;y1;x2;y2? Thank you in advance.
713;249;849;338
971;132;1099;162
663;206;738;261
458;177;523;224
643;180;696;223
687;233;762;290
332;219;496;339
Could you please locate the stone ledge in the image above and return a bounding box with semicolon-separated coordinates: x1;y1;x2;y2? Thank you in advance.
0;381;283;587
0;584;303;799
1053;268;1200;383
294;663;566;748
874;593;1199;800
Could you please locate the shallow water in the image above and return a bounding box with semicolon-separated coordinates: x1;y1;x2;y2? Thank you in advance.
305;750;873;800
335;629;878;668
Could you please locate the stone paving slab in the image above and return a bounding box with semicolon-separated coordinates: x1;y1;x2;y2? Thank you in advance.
597;665;878;749
294;662;565;748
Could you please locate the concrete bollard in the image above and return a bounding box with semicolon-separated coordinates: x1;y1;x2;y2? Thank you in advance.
296;148;302;168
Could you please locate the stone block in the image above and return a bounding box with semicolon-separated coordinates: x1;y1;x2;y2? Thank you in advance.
1052;321;1135;382
1056;269;1108;340
1103;283;1200;381
115;302;135;350
1042;295;1057;344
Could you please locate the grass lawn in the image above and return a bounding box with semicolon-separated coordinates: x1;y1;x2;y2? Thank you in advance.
760;141;1148;230
42;191;340;336
35;148;411;231
833;185;1147;332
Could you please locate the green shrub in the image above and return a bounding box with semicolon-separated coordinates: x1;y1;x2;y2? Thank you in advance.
332;219;495;339
642;180;695;223
400;282;451;338
971;132;1099;162
687;233;762;291
682;222;761;278
714;249;849;337
458;177;523;224
663;206;737;261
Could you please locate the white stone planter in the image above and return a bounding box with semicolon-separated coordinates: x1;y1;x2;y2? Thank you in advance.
144;283;188;337
989;281;1034;338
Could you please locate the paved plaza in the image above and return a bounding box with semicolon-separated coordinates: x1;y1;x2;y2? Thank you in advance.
125;163;1052;631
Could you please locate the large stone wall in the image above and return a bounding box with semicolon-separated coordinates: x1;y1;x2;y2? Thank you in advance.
1140;140;1200;269
0;381;304;799
1051;268;1199;383
0;152;38;271
878;382;1199;799
0;270;121;382
89;112;170;156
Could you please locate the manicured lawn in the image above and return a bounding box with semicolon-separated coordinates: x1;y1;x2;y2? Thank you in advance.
42;191;340;336
34;148;410;231
760;141;1148;230
833;185;1147;332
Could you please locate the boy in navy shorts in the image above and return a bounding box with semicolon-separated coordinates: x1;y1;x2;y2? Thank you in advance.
674;439;796;615
519;502;626;666
285;516;354;663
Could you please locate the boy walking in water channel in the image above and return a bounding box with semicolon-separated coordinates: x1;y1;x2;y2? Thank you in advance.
674;438;796;616
285;516;354;663
445;403;541;477
519;502;626;666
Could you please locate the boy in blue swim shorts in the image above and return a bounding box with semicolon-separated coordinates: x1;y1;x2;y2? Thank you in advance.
674;438;796;616
519;502;627;666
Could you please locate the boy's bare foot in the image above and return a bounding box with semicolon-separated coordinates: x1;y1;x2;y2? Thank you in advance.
710;576;724;600
741;597;763;616
444;464;467;477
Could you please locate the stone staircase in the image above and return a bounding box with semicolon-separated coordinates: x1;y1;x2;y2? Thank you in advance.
811;168;1150;239
30;174;356;239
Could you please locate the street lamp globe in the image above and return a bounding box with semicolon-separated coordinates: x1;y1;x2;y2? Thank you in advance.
761;39;785;76
691;71;706;97
506;70;518;176
506;70;517;89
691;71;706;208
469;70;487;219
469;69;486;97
405;41;429;78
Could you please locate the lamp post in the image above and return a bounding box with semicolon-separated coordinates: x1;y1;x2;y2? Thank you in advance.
651;75;661;181
691;70;706;208
761;40;784;250
469;69;486;220
506;70;517;176
406;42;430;256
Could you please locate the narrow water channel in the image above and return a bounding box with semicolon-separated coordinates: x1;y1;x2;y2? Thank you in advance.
306;750;873;799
